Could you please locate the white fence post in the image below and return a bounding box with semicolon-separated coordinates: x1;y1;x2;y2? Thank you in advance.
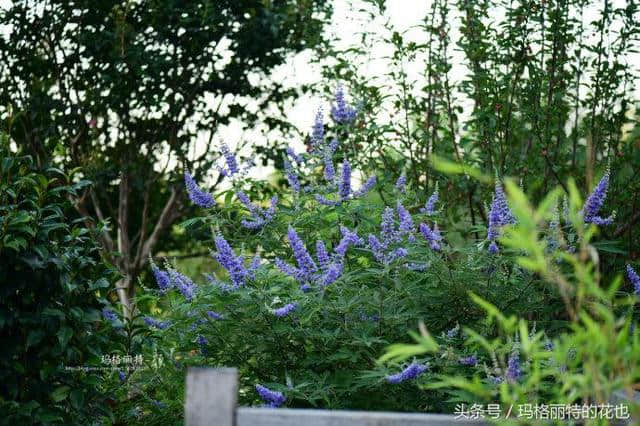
185;367;238;426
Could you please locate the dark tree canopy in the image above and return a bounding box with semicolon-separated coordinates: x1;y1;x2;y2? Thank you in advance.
0;0;331;316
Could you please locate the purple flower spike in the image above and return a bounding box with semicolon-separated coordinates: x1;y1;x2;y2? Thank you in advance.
207;311;224;320
284;160;301;194
316;240;330;268
320;262;343;287
335;226;363;258
419;222;442;251
300;283;312;292
368;234;386;264
397;202;414;236
151;262;171;292
506;353;522;382
422;189;439;215
311;109;324;150
488;241;499;254
353;175;377;198
324;149;336;182
255;384;286;408
459;355;478;366
329;138;339;153
102;308;118;323
315;194;340;206
487;182;515;252
286;147;304;165
238;191;277;229
274;257;301;281
168;268;197;301
184;172;215;208
381;207;400;245
220;143;240;177
446;326;459;338
627;265;640;295
287;227;318;280
274;303;297;317
386;363;428;384
395;175;407;193
338;160;352;200
331;84;357;124
582;171;614;225
213;236;250;288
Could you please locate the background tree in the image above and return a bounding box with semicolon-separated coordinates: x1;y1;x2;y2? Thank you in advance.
0;0;332;317
318;0;639;276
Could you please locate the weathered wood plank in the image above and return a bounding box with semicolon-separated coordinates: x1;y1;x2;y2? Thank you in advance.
236;407;485;426
185;367;238;426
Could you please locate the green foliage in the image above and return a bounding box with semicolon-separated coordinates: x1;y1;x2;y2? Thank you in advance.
318;0;640;276
113;92;638;421
381;176;640;421
0;135;117;424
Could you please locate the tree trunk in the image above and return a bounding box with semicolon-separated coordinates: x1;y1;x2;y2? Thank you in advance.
116;275;136;319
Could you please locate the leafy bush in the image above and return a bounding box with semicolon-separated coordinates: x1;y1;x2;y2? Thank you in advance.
382;179;640;420
0;136;116;424
117;85;638;422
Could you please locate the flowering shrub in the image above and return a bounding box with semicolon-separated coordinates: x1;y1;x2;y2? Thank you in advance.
381;180;640;419
115;86;639;421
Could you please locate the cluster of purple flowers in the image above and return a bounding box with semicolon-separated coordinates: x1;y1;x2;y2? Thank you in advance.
168;267;197;301
406;262;430;271
323;143;337;182
149;260;197;301
330;84;358;125
395;174;407;193
284;159;301;194
487;182;516;254
310;109;325;150
218;143;240;177
212;235;260;288
273;303;298;317
459;355;478;366
397;202;415;241
315;159;377;206
207;310;224;320
367;203;422;265
582;171;614;225
143;316;170;329
184;172;215;208
418;222;443;252
421;187;439;215
151;260;171;292
196;335;208;347
276;226;361;291
102;308;119;324
359;312;381;322
446;325;459;338
286;146;304;165
386;363;428;384
627;265;640;295
505;352;522;382
255;384;286;408
236;191;278;229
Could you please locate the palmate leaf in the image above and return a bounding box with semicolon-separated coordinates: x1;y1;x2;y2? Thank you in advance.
378;329;438;364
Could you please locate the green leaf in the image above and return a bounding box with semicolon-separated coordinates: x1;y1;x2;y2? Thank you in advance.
27;330;45;348
57;326;73;347
50;386;70;402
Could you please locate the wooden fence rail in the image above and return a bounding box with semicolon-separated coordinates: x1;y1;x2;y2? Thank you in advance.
185;367;484;426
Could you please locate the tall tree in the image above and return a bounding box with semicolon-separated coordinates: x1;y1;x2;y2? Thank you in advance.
0;0;331;317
